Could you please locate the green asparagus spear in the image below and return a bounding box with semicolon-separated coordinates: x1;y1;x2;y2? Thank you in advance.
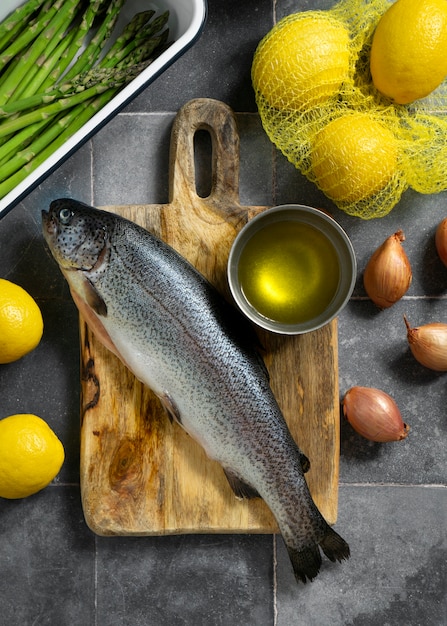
0;119;51;173
0;0;47;54
16;25;78;100
0;61;151;137
0;0;57;73
42;0;107;88
0;106;87;181
0;2;172;202
0;0;81;105
101;9;156;62
0;89;116;198
101;12;170;69
62;0;126;82
0;60;155;117
0;118;52;169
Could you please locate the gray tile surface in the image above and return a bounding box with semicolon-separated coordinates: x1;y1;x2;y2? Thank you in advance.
276;486;447;626
0;487;96;625
96;534;274;626
0;0;446;624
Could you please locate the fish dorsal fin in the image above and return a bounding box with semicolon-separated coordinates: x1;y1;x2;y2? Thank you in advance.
223;468;260;500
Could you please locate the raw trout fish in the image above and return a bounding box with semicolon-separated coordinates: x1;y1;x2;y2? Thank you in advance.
42;198;350;583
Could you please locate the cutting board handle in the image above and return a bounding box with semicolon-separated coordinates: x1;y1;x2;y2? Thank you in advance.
168;98;240;207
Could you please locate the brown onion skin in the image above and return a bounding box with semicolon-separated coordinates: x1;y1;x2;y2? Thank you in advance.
363;230;412;309
404;315;447;371
342;386;410;443
435;217;447;267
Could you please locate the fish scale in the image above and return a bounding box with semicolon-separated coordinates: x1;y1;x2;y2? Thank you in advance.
42;197;350;583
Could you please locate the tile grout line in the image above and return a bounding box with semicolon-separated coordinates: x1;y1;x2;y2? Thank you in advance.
271;0;278;610
272;534;278;626
94;535;98;626
338;482;447;488
47;481;447;489
117;110;179;117
90;133;98;626
90;139;94;206
351;294;447;301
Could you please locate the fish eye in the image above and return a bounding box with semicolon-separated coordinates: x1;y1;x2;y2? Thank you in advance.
58;207;73;224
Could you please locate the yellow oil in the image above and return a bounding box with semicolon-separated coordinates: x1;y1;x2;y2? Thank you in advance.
238;221;340;325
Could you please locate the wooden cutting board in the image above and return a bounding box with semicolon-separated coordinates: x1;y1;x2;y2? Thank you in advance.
79;98;340;536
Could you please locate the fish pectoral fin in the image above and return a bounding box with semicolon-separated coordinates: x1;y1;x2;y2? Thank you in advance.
85;278;107;316
160;392;182;426
223;468;260;500
68;283;124;360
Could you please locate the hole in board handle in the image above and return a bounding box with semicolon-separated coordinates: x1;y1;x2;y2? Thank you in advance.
193;129;213;198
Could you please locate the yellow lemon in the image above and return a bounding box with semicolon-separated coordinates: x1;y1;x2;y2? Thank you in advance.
0;414;65;499
0;278;43;364
370;0;447;104
311;112;398;203
252;13;350;111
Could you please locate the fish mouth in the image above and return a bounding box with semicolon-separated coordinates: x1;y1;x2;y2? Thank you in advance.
41;209;55;240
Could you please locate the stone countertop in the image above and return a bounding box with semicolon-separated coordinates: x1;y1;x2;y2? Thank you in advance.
0;1;446;624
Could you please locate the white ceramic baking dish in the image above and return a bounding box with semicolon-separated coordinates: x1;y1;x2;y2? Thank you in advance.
0;0;207;219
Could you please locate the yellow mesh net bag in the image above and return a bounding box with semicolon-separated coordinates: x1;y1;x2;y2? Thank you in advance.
251;0;447;219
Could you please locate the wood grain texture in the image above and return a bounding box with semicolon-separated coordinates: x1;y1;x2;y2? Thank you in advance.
79;98;340;535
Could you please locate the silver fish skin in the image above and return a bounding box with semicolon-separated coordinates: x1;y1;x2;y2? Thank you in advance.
42;198;350;583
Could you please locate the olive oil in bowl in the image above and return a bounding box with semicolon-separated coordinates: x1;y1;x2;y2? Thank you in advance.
237;221;340;325
227;205;356;335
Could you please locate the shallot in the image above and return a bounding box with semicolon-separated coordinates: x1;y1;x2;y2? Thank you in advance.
404;315;447;371
435;217;447;267
342;386;410;442
363;230;412;308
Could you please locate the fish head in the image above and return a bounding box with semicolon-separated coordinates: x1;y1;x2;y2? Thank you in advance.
42;198;110;272
42;198;114;341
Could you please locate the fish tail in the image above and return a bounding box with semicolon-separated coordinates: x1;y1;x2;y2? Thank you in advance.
286;543;322;584
319;525;350;564
285;525;350;584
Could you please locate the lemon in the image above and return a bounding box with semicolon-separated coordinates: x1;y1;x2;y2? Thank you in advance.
0;414;65;499
311;112;398;203
252;13;350;111
0;278;43;364
370;0;447;104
